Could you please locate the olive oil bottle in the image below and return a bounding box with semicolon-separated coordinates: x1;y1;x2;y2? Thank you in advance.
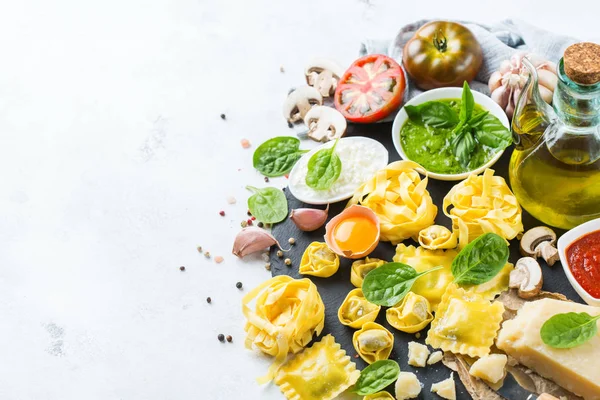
509;44;600;229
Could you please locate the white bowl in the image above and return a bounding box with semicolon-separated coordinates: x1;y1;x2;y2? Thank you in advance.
557;218;600;306
391;87;510;181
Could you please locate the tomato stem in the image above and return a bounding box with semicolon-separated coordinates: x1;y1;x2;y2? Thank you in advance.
433;30;448;53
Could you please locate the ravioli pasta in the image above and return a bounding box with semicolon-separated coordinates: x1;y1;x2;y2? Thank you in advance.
242;276;325;383
386;292;433;333
464;262;513;300
274;334;360;400
299;242;340;278
363;392;395;400
443;168;523;249
347;161;437;244
418;225;457;250
426;284;504;358
353;322;394;364
393;244;457;311
338;288;381;328
350;257;386;287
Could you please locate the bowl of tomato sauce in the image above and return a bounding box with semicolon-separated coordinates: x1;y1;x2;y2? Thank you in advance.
558;218;600;306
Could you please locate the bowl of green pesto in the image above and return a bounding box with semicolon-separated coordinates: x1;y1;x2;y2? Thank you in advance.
392;84;511;181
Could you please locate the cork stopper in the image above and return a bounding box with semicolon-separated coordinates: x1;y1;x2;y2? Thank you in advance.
564;42;600;85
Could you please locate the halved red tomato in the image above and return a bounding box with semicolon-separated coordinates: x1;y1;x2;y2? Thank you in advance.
334;54;406;123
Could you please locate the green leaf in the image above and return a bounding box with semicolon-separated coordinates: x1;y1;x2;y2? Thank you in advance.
451;130;475;167
305;139;342;190
246;186;288;223
354;360;400;396
474;114;513;149
252;136;308;177
541;312;600;349
468;111;490;128
363;263;443;306
404;102;458;128
451;233;510;285
459;81;475;123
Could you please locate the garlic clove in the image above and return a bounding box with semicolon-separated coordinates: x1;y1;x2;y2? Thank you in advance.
491;86;510;109
290;204;329;232
232;227;283;258
488;71;503;92
538;69;558;93
539;85;554;104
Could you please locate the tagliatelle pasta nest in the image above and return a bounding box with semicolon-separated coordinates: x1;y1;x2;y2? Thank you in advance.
347;161;437;244
443;168;523;249
242;275;325;383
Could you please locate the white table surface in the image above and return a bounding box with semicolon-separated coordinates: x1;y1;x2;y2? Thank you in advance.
1;1;598;399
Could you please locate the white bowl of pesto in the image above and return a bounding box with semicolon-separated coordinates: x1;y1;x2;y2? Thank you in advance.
391;87;510;181
288;136;389;205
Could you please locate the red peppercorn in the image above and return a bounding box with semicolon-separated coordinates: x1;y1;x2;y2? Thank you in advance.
219;210;225;216
251;216;256;220
247;219;253;226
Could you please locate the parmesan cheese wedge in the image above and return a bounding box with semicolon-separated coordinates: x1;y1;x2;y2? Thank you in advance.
407;341;429;367
430;373;456;400
394;372;421;399
469;354;507;384
497;298;600;400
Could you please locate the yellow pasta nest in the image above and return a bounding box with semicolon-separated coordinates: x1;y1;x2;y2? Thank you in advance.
274;334;360;400
299;242;340;278
386;292;434;333
347;161;437;244
443;168;523;249
418;225;458;250
338;288;381;328
426;284;505;358
242;275;325;383
350;257;386;287
353;322;394;364
393;244;457;311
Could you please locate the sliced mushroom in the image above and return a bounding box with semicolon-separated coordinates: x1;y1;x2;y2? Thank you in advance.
305;58;345;97
509;257;543;299
519;226;559;266
283;86;323;123
303;106;347;142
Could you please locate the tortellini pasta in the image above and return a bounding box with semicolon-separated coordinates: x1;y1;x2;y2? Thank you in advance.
299;242;340;278
338;288;381;328
350;257;386;287
386;292;433;333
426;284;505;358
353;322;394;364
242;276;325;383
393;244;457;311
347;161;437;244
418;225;457;250
274;334;360;400
443;168;523;249
364;392;395;400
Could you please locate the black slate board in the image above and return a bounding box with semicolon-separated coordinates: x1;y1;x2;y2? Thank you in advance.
271;121;583;399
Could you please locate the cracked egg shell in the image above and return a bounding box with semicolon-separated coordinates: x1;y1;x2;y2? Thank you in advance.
325;205;380;259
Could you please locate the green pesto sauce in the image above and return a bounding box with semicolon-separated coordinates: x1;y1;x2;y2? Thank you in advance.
400;99;497;175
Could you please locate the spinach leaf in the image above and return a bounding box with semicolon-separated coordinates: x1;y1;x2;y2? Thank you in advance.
541;312;600;349
363;263;443;306
246;186;288;223
475;114;512;149
459;81;475;123
253;136;308;177
354;360;400;396
404;102;458;128
305;139;342;190
452;130;476;167
451;233;509;285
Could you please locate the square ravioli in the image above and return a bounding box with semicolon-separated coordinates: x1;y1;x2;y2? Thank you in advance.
274;334;359;400
426;284;504;358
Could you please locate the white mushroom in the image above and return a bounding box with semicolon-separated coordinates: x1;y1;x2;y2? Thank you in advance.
519;226;559;266
305;58;345;97
282;86;323;123
303;106;347;142
509;257;543;299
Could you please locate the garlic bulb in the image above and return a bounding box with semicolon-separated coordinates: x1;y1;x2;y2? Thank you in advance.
488;53;558;119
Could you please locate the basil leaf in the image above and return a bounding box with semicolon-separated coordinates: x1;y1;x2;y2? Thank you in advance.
452;130;475;167
541;312;600;349
468;111;489;128
363;262;443;306
354;360;400;396
459;81;475;123
246;186;288;223
474;114;512;149
451;233;510;285
404;102;458;128
305;139;342;190
253;136;308;177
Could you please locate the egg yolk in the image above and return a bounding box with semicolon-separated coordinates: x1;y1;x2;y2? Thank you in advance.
333;216;378;252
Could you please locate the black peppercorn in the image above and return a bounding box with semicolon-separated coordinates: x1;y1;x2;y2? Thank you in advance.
179;266;185;271
218;334;225;342
257;222;264;228
206;297;212;304
236;282;243;289
220;113;226;120
264;176;269;182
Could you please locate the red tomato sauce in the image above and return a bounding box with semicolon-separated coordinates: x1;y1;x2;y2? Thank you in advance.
567;229;600;299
